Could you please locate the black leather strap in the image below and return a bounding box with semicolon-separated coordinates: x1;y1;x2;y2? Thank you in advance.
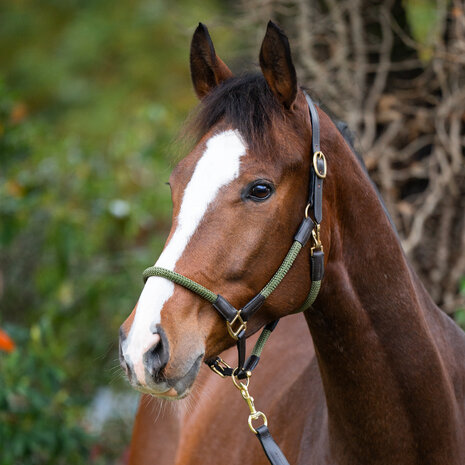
312;167;324;224
241;293;266;321
243;354;260;372
304;92;324;225
294;217;315;246
305;93;320;154
256;425;291;465
309;172;323;222
238;319;280;377
311;250;325;281
237;336;246;370
213;295;238;322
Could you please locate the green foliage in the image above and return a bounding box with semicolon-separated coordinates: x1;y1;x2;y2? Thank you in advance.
0;1;235;463
0;325;92;465
403;0;447;61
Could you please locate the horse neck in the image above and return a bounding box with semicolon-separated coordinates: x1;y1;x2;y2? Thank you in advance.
304;126;462;463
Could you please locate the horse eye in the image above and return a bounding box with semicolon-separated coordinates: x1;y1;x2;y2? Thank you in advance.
246;182;274;202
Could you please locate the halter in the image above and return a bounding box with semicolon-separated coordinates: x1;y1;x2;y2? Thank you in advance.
142;92;326;465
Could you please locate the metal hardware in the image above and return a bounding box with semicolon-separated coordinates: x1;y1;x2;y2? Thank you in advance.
304;208;324;256
209;357;231;378
313;151;327;179
305;203;311;219
232;368;250;389
227;310;247;340
311;224;323;255
232;369;268;434
248;411;268;434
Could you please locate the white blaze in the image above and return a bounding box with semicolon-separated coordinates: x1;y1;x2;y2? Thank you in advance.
123;130;246;382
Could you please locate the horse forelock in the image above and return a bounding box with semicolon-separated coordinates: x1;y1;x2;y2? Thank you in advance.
185;73;304;157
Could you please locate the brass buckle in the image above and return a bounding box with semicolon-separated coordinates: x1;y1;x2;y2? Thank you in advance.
209;357;231;378
313;151;327;179
227;310;247;340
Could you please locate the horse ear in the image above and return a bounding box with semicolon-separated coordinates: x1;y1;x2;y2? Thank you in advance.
259;21;297;109
190;23;233;100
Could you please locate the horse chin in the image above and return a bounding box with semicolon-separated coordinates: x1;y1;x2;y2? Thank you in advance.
132;353;203;400
153;387;192;401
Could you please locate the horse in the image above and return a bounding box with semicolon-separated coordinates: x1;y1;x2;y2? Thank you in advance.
119;21;465;465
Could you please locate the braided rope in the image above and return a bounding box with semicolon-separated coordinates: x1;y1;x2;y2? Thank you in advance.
142;240;319;317
142;267;217;303
259;241;302;298
251;328;272;358
296;280;321;313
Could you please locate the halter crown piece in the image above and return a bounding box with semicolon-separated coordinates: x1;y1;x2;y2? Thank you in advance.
142;92;326;465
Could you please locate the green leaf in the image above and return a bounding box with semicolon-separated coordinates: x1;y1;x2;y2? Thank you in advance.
403;0;448;62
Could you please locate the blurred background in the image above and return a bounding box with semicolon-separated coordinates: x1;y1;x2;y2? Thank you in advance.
0;0;464;464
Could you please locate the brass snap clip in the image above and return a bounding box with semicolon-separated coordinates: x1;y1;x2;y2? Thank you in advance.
311;224;323;256
232;369;268;434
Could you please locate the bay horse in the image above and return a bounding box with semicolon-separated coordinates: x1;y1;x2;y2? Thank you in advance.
119;21;465;464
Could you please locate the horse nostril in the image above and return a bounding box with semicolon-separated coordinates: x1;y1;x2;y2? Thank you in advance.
144;326;170;379
119;327;129;375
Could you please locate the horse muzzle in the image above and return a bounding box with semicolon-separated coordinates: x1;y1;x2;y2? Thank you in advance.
119;325;203;399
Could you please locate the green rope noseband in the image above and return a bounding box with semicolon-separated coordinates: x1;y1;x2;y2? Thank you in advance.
142;238;320;318
259;241;302;298
142;268;217;303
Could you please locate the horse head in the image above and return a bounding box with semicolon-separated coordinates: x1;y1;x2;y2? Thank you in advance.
119;22;334;399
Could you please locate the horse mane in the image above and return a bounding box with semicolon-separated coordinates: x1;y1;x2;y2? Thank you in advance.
333;120;398;235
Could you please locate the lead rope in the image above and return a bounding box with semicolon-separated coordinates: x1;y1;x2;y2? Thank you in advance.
142;92;325;465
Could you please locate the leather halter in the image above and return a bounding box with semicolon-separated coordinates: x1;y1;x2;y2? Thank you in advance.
142;92;326;465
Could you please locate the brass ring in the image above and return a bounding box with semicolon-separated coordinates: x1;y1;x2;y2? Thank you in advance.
232;368;250;390
248;411;268;434
304;203;311;219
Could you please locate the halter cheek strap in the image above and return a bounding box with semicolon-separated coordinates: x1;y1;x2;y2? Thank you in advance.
142;92;325;465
